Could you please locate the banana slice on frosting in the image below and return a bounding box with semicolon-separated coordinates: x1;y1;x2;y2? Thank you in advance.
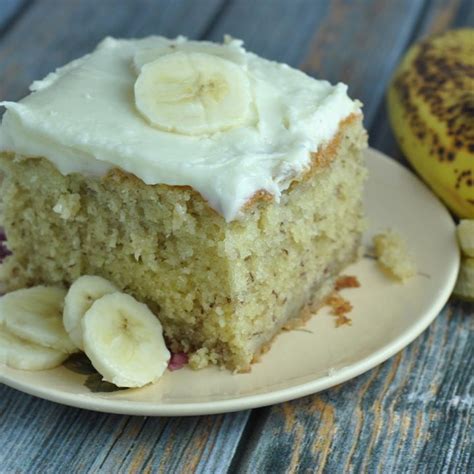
132;40;246;73
134;51;253;135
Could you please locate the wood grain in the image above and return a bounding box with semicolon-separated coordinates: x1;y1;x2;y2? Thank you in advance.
232;302;473;473
0;0;225;100
0;0;31;33
0;388;249;473
205;0;331;65
301;0;427;128
0;1;473;473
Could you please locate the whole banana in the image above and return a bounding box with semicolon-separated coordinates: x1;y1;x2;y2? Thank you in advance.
387;29;474;218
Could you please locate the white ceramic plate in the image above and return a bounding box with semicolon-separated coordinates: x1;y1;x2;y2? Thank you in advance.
1;148;459;416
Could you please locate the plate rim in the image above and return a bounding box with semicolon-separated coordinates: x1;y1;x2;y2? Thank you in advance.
1;148;460;416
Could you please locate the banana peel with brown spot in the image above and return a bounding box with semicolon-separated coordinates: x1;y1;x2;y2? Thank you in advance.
387;28;474;218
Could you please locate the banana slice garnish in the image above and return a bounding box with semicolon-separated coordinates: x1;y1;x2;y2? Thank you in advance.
63;275;118;350
1;280;171;387
82;292;170;388
132;42;245;74
134;51;253;135
1;286;77;354
0;328;68;370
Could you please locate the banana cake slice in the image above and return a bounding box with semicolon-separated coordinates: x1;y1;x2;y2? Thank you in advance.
0;36;367;371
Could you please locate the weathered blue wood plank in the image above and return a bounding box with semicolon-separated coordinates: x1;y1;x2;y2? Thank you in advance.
205;0;331;66
0;0;225;100
454;0;474;26
301;0;426;129
0;388;249;473
0;0;31;34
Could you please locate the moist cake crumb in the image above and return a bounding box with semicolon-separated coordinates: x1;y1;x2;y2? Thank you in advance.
373;230;417;282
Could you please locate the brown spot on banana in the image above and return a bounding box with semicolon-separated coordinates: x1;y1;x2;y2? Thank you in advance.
387;28;474;218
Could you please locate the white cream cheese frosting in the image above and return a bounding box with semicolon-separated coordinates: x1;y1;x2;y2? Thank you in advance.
0;36;361;221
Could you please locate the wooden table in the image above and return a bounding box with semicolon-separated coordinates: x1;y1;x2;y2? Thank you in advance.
1;1;473;472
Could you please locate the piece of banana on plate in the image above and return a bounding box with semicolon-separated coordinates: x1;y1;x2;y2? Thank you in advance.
82;292;170;388
0;286;74;370
0;329;68;370
1;286;77;354
63;275;118;350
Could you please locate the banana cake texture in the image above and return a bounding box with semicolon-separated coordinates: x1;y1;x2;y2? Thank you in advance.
0;36;367;371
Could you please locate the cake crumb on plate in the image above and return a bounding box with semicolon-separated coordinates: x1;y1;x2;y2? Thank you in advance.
373;229;416;282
